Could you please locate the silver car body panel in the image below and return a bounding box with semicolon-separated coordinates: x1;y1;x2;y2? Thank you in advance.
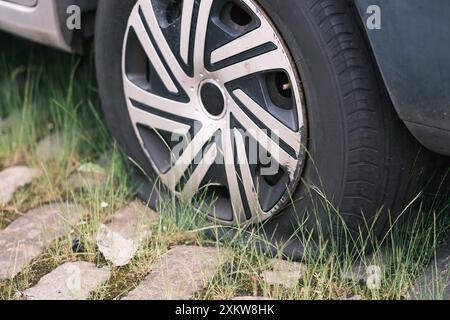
0;0;70;51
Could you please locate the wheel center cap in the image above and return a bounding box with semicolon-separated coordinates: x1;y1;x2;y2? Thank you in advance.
199;80;226;119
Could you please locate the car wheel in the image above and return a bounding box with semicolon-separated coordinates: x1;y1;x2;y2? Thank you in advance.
95;0;428;255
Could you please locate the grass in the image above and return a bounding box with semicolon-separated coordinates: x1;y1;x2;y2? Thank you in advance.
0;32;449;300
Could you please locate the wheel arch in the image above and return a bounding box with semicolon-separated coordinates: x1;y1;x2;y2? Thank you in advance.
351;0;450;156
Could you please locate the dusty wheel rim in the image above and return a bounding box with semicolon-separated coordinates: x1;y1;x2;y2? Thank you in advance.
122;0;307;225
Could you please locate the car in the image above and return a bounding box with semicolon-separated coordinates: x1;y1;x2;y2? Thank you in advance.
1;0;449;256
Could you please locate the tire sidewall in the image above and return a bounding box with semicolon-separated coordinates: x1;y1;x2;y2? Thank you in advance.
96;0;157;181
256;0;349;239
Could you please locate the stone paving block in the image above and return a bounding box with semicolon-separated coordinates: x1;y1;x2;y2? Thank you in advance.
96;150;114;169
123;246;230;300
232;296;274;300
342;250;389;288
67;163;107;190
261;259;307;288
409;234;450;300
0;166;41;205
96;201;158;266
0;203;85;280
343;295;363;300
35;131;65;161
24;261;110;300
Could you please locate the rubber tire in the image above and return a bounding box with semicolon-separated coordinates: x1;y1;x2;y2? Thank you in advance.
95;0;429;256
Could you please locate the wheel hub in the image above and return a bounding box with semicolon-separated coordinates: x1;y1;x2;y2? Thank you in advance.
122;0;307;225
199;80;227;119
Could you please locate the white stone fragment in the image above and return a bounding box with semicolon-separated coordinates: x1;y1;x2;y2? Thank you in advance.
96;201;158;266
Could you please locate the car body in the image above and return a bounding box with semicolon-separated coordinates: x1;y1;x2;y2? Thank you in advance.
1;0;449;156
0;0;96;52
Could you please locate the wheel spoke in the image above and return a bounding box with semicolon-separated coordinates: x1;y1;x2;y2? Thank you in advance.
211;24;274;64
139;0;190;85
232;89;301;152
123;78;198;120
180;0;196;65
193;0;214;73
234;129;263;218
230;100;298;175
162;125;218;190
220;129;246;223
218;49;289;84
128;7;179;93
180;143;218;200
127;101;191;135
